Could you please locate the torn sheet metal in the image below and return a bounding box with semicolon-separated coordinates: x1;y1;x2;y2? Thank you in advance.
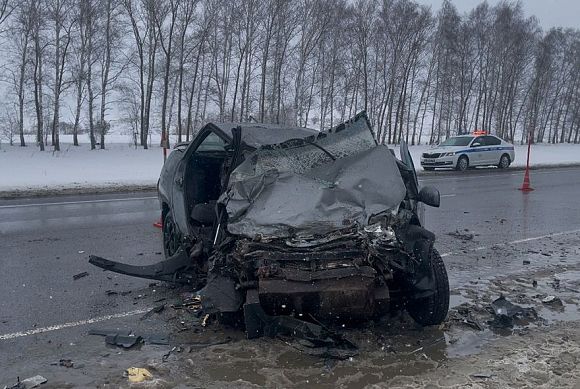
88;247;194;284
196;274;244;313
221;144;406;238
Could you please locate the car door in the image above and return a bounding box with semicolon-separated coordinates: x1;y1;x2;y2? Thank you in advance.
400;141;423;223
483;135;502;164
469;136;486;166
171;129;230;241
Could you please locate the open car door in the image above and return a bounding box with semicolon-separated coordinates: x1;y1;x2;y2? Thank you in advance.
399;141;420;195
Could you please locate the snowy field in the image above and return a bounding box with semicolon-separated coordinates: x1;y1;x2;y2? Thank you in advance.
1;135;579;193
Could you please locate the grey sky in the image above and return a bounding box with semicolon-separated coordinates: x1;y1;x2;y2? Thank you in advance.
414;0;580;30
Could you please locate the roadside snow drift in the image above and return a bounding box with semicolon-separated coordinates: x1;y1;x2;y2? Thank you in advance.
1;140;580;193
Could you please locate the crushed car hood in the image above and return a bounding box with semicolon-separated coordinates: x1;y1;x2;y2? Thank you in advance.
219;115;407;238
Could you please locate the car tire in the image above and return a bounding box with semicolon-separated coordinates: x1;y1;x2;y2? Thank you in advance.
424;167;435;171
163;212;180;258
407;248;450;326
456;155;469;171
498;154;511;169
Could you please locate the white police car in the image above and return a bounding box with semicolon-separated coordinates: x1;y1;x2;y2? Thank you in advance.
420;132;515;171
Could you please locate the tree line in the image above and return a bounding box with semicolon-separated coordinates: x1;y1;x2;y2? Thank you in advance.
0;0;579;150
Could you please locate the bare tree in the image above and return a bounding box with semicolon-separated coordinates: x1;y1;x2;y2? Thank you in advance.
155;0;180;148
7;0;34;147
175;0;198;142
0;0;579;152
48;0;74;151
124;0;158;149
30;0;46;151
70;0;89;146
97;0;125;149
0;0;15;30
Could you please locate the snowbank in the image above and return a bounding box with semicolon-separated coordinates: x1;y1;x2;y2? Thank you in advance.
0;142;165;193
1;140;579;193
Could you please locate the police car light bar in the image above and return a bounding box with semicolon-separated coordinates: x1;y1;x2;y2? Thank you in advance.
473;130;487;135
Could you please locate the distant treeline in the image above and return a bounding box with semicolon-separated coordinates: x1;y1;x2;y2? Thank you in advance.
0;0;578;150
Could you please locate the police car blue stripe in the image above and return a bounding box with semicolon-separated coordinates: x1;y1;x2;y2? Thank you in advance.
455;146;514;154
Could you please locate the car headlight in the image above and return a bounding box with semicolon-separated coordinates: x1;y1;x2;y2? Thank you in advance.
443;152;455;157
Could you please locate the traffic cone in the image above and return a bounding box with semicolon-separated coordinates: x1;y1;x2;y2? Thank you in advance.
519;167;534;192
153;215;163;229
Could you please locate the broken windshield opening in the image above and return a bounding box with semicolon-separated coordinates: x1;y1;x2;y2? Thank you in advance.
230;115;377;182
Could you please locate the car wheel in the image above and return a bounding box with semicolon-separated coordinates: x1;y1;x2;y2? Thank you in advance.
163;212;180;258
424;167;435;171
456;156;469;171
498;154;511;169
407;248;450;326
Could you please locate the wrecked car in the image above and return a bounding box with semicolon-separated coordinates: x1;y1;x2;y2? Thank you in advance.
90;112;449;338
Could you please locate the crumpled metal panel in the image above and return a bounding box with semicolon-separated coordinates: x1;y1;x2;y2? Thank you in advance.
221;143;406;238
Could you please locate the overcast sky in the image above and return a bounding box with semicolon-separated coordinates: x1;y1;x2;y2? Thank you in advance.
414;0;580;30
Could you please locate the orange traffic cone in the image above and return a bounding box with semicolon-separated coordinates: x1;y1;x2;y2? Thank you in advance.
519;167;534;192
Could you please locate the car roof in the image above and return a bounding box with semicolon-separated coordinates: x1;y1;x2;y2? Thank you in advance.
204;122;320;148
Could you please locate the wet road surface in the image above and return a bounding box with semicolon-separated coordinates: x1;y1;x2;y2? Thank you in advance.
1;166;580;387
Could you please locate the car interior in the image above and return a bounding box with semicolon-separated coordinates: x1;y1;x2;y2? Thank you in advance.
184;132;232;231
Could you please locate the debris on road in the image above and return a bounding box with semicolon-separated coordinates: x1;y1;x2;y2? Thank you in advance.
140;304;165;320
89;328;169;346
72;271;89;280
143;334;170;346
541;295;563;305
408;336;446;355
449;304;484;331
523;259;531;265
489;295;537;328
4;375;47;389
52;359;74;368
170;294;201;310
125;367;153;383
105;334;142;349
447;229;475;241
162;346;183;362
471;371;494;379
89;328;132;337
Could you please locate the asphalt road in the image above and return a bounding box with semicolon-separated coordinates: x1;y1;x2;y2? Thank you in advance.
1;166;580;385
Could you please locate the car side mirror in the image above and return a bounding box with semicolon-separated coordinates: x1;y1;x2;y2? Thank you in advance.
418;186;440;208
471;142;481;147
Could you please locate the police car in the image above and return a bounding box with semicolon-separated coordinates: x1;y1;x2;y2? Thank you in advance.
420;131;515;171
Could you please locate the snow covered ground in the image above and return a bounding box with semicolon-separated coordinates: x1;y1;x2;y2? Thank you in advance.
0;141;166;193
1;137;579;193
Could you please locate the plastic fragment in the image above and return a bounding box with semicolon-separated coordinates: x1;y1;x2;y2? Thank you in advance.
73;272;89;280
126;368;153;383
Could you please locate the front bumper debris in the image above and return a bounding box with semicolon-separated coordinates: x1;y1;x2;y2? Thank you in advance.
89;247;196;285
